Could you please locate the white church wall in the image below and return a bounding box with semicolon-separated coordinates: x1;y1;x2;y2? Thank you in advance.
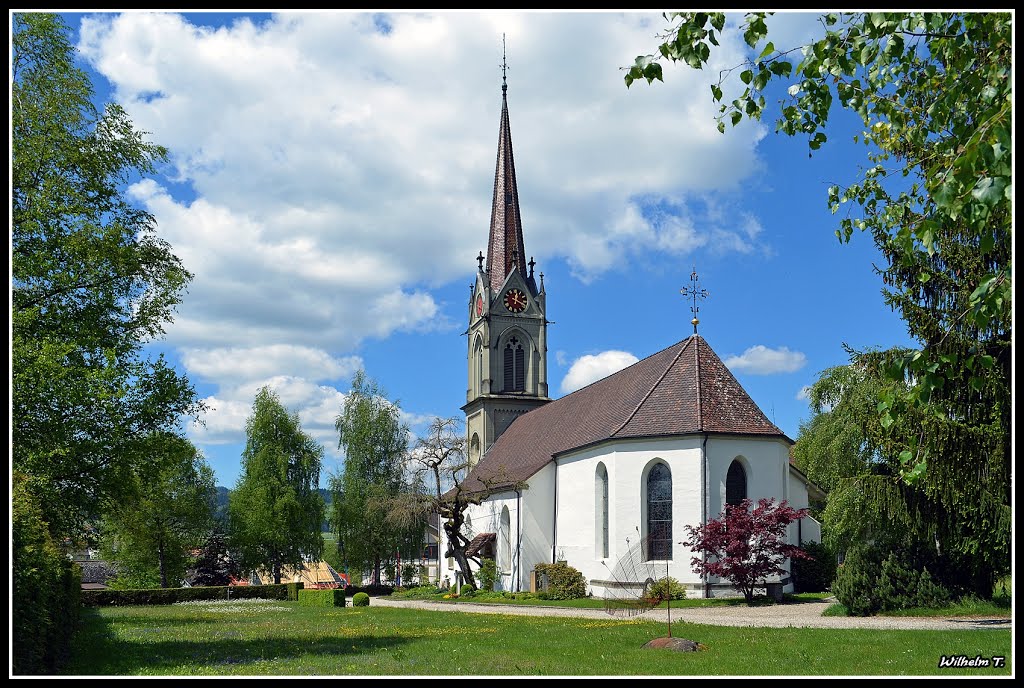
554;437;705;598
705;436;802;594
706;436;791;520
519;463;555;592
435;469;553;593
787;469;821;545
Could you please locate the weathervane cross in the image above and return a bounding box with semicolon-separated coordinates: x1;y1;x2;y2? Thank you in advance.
501;33;508;91
680;267;709;335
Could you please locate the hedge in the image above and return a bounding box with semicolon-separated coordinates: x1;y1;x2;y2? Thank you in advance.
13;473;81;675
344;584;393;597
81;582;303;607
298;588;347;607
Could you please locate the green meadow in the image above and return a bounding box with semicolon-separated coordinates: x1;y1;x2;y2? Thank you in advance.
61;599;1011;676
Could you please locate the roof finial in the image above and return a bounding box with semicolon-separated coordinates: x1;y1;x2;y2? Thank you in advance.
501;33;508;93
477;250;485;272
680;266;709;335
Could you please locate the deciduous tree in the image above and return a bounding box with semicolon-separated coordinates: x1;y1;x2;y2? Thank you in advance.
12;12;202;542
229;387;325;584
331;371;417;586
625;11;1010;483
100;433;216;588
630;12;1011;598
683;498;809;605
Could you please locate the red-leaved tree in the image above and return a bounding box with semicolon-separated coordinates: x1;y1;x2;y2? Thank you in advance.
683;498;811;604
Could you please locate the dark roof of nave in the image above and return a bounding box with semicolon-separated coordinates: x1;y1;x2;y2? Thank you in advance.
461;335;790;493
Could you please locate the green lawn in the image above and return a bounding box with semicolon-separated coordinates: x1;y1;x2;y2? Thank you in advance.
60;599;1011;676
393;589;832;610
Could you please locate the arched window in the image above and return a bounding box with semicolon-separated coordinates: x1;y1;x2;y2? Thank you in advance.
473;337;484;395
503;336;525;391
470;433;481;465
499;505;512;573
646;463;672;561
595;463;609;559
726;459;747;508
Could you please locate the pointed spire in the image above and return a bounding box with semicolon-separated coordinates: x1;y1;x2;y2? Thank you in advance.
486;36;528;293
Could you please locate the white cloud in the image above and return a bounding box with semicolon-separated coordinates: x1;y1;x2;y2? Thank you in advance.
181;345;362;384
796;385;812;401
560;350;639;394
724;345;808;375
555;350;568;367
69;12;786;483
76;12;770;350
189;375;348;472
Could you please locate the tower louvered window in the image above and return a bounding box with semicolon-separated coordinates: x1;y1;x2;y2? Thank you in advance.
504;337;525;392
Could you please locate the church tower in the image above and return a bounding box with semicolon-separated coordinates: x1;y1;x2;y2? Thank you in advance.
463;71;550;467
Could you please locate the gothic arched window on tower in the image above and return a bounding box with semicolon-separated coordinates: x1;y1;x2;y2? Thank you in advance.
503;337;525;392
646;462;672;561
726;459;747;508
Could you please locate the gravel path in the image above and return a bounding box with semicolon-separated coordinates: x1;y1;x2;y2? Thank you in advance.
370;597;1012;631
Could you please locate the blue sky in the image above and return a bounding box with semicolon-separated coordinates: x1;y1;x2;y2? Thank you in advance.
48;11;917;488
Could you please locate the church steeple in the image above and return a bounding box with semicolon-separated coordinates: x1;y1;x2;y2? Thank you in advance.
463;46;550;466
485;53;528;293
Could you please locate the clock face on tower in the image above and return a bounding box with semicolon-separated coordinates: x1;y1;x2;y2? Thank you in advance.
503;288;527;313
475;294;484;317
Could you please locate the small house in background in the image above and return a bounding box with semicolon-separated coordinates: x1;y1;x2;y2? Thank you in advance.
78;560;117;590
250;560;346;589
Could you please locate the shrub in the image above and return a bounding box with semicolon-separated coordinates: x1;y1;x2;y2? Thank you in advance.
401;563;418;586
344;584;393;598
877;553;952;611
81;583;301;607
352;592;370;607
877;552;919;611
647;576;686;602
477;558;498;591
791;540;838;593
13;474;81;675
460;584;475;596
534;562;586;600
298;588;347;607
832;546;881;616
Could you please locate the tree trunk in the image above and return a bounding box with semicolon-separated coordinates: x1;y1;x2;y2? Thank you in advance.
273;560;281;585
158;539;168;589
443;519;477;589
373;555;381;586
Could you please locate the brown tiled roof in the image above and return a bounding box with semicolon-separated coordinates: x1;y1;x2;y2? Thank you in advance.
465;532;496;557
462;335;789;492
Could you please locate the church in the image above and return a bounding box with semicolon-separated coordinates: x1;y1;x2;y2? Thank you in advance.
438;75;823;599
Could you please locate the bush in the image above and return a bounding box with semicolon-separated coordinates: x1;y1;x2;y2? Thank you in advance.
81;582;301;607
13;474;81;675
647;576;686;602
344;584;393;597
460;584;475;596
477;558;498;592
400;562;418;586
792;540;838;593
534;562;587;600
877;553;951;611
352;592;370;607
832;546;881;616
298;588;347;607
833;546;954;616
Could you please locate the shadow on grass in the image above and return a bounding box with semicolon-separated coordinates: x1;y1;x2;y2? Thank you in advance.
63;609;412;675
